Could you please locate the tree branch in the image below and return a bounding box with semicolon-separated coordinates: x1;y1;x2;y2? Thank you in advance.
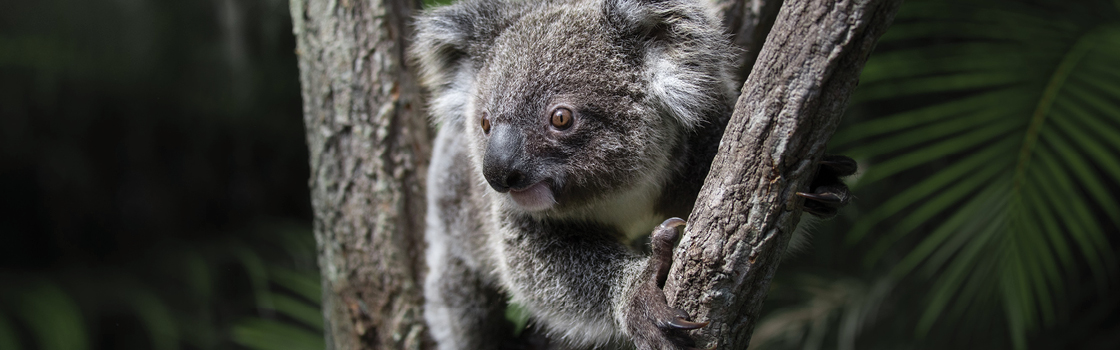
664;0;901;348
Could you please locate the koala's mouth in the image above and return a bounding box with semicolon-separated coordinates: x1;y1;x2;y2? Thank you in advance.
508;181;556;211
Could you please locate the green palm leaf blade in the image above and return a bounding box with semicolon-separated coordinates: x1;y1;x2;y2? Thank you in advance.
887;184;1009;278
270;294;324;330
940;261;1001;335
180;252;213;302
1080;52;1120;85
1007;207;1060;327
883;1;1077;40
841;105;1015;162
859;44;1026;84
1057;91;1120;160
14;281;89;350
999;240;1034;350
0;313;21;350
1043;110;1120;228
862;153;1010;264
841;0;1120;348
856;70;1029;102
1033;144;1116;261
917;191;1010;279
231;319;324;350
835;88;1025;149
269;266;322;303
226;243;275;312
855;118;1019;186
846;140;1011;244
881;21;1025;42
1029;155;1116;286
1021;176;1077;276
916;214;1005;337
1074;67;1120;101
1063;76;1120;126
123;288;180;350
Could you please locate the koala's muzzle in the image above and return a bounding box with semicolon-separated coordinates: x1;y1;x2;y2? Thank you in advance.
482;126;531;192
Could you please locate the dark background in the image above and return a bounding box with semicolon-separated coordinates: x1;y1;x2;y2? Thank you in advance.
1;0;319;349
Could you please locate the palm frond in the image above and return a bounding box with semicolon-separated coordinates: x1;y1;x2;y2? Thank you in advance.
231;266;324;350
5;278;90;350
749;276;893;350
836;0;1120;347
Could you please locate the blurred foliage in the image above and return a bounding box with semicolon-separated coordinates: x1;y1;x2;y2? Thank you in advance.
0;0;320;349
0;223;322;350
754;0;1120;349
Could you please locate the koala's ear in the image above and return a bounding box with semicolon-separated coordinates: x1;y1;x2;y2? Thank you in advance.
602;0;717;41
412;4;475;94
603;0;738;129
412;0;519;124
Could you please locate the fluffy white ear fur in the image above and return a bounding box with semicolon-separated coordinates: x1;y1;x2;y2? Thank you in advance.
646;52;717;129
427;63;475;126
612;0;738;129
411;6;476;126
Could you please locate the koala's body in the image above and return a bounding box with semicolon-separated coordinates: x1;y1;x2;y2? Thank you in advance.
413;0;734;348
412;0;844;349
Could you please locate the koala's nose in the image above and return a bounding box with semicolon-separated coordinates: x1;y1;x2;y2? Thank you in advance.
482;126;529;192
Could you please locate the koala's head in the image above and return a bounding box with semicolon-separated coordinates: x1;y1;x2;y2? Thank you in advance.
413;0;736;214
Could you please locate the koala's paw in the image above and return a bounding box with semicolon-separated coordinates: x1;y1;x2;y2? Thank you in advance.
796;154;858;218
624;218;712;350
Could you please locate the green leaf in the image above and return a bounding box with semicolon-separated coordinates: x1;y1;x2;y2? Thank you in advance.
845;137;1012;244
270;294;324;331
269;266;322;303
855;118;1018;186
0;313;21;350
14;281;89;350
231;319;324;350
839;1;1120;348
123;289;180;350
834;88;1024;149
227;242;275;311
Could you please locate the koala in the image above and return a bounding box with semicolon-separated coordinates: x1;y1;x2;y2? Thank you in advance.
411;0;855;349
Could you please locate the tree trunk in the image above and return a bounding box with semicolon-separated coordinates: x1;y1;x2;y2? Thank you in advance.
289;0;431;349
664;0;901;348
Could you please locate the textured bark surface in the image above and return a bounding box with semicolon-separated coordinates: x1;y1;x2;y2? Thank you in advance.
664;0;901;348
289;0;431;349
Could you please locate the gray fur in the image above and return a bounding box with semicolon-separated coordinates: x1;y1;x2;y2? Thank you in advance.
412;0;737;348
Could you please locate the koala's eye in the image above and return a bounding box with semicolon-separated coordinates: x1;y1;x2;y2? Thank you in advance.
481;113;491;134
550;108;573;130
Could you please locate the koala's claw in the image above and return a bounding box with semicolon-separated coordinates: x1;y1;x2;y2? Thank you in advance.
625;218;708;350
799;155;857;218
668;315;708;330
796;191;843;203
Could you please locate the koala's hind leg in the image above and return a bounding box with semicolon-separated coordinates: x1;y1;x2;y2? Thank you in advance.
797;155;858;218
424;244;514;350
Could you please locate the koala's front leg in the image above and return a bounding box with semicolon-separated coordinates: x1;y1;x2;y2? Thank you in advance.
622;218;709;350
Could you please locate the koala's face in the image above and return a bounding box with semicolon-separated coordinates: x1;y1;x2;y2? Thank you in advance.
466;5;677;213
414;0;736;215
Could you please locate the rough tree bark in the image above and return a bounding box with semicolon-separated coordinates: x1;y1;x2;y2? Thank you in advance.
289;0;431;349
664;0;901;348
